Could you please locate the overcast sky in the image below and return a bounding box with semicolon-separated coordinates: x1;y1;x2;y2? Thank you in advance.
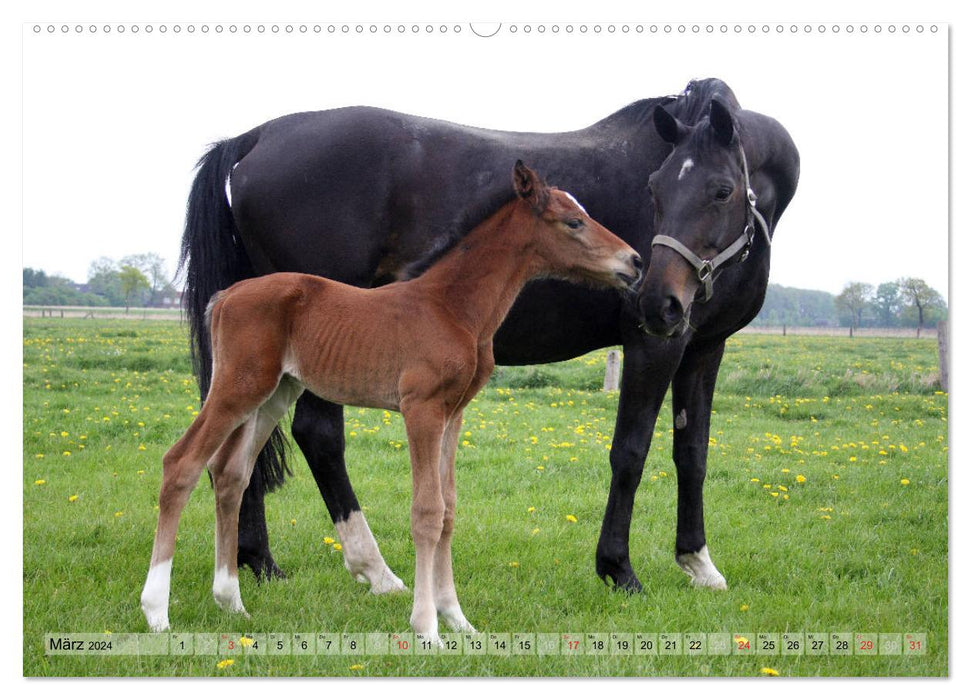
22;22;948;299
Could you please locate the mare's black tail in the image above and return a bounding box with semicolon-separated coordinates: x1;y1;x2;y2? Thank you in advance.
179;132;292;493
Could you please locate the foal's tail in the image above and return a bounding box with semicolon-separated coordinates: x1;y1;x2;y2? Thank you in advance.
179;133;292;493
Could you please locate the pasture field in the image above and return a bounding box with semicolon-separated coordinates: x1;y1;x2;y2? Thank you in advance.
22;319;948;677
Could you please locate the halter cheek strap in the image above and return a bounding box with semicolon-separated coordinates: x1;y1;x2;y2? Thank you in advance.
651;145;771;303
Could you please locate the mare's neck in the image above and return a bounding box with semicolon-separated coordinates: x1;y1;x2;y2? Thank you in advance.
412;203;540;341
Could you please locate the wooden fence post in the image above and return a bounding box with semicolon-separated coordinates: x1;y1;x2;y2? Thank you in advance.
603;349;621;392
937;320;948;393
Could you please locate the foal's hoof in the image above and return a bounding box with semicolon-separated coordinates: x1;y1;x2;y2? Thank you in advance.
416;632;444;649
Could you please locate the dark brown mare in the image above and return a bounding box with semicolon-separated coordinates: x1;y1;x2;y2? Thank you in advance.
142;163;642;639
180;78;799;595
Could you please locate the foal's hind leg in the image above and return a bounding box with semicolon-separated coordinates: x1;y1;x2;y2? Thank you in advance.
141;401;250;631
211;378;304;616
432;410;475;632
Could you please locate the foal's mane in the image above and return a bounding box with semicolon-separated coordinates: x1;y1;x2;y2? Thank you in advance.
401;188;519;281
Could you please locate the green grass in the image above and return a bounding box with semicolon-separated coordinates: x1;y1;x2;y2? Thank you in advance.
23;320;948;677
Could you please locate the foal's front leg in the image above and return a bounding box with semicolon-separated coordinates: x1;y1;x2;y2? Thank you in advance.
433;411;475;632
401;402;447;643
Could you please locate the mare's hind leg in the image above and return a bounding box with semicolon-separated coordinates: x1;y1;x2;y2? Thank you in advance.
141;399;252;631
211;378;304;616
292;394;405;594
432;410;475;632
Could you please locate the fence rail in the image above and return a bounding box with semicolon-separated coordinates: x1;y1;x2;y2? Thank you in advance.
740;325;938;339
23;305;183;321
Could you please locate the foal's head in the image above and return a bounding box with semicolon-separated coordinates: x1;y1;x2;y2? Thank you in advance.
512;161;642;291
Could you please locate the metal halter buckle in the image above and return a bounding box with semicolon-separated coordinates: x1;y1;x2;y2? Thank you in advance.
697;260;714;282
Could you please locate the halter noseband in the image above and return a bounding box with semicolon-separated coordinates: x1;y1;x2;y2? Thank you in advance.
651;145;771;303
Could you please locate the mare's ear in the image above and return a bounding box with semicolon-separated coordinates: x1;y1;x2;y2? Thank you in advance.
653;105;688;145
709;98;737;147
513;160;550;213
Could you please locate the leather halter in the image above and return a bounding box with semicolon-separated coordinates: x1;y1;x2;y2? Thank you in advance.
651;146;770;303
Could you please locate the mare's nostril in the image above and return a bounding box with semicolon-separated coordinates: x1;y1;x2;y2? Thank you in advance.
661;295;683;325
632;253;644;271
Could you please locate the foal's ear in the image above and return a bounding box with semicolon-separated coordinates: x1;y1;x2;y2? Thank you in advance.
653;105;688;145
513;160;550;212
709;98;737;147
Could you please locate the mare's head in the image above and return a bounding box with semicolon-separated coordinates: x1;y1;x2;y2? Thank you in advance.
512;161;642;291
639;97;761;337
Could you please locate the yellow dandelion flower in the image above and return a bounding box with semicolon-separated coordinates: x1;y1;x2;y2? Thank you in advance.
115;511;124;518
240;636;254;647
323;537;335;545
509;561;519;568
34;479;46;485
527;506;536;513
565;514;578;523
531;528;540;535
216;659;235;669
900;478;910;485
770;492;779;497
63;451;71;457
734;635;749;644
796;475;806;483
760;667;779;676
821;515;831;520
778;485;788;492
35;454;44;459
750;478;760;483
781;468;790;473
290;519;297;526
68;494;78;502
740;604;750;612
60;431;69;437
138;444;147;451
349;664;364;671
333;543;343;552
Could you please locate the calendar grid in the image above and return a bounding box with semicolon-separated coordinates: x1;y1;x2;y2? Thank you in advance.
44;632;927;657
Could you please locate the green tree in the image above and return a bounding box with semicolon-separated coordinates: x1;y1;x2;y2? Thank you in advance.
897;277;946;337
119;265;150;313
873;282;901;327
121;253;170;307
835;282;873;332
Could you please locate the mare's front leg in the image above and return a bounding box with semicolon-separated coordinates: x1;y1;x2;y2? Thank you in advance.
670;340;728;589
596;334;684;592
292;394;405;594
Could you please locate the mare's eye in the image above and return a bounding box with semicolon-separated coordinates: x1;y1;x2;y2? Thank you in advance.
715;185;733;201
566;218;583;230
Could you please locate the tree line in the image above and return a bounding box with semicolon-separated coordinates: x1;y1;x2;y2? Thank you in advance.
753;278;947;331
23;253;180;312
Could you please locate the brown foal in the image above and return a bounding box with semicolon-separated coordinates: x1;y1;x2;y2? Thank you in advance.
141;161;642;642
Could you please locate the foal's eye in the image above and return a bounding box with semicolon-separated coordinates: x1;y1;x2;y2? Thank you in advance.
566;218;584;230
715;186;733;201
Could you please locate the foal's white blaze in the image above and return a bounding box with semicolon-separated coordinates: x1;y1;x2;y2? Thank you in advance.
141;558;173;632
678;158;695;181
562;191;587;214
676;545;728;590
335;511;407;594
